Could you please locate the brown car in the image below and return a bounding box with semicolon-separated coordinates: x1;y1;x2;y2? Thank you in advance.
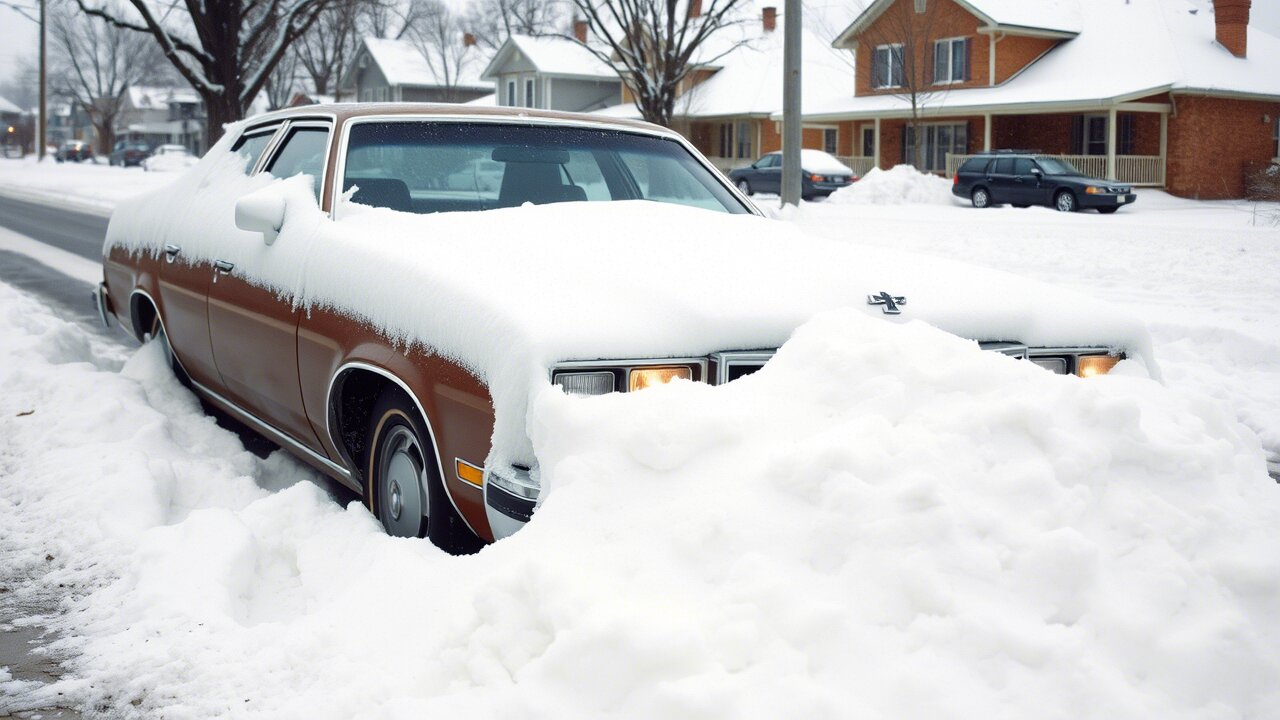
94;103;1144;554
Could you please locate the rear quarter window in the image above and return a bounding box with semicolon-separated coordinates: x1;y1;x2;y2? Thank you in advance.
958;157;990;174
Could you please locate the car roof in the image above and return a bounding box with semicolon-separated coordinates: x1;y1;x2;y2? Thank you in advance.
243;102;673;138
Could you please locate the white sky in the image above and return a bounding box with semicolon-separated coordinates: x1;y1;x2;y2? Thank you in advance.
2;0;1280;100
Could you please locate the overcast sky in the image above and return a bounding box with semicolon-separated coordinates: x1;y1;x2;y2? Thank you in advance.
3;0;1280;102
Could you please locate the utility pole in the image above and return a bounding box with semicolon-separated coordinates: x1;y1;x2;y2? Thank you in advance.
780;0;801;206
38;0;46;161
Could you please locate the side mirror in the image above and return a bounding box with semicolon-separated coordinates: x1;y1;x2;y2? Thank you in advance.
1030;167;1043;178
235;188;287;245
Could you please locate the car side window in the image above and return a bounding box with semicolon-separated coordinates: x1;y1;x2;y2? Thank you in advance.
231;128;278;175
993;158;1014;174
760;155;779;169
265;125;330;202
1013;158;1035;176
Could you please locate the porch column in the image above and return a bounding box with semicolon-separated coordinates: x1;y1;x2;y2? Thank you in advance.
873;117;881;170
983;113;992;151
1106;106;1118;180
1159;111;1168;187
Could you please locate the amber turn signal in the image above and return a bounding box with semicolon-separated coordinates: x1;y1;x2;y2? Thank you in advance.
1076;355;1120;378
628;366;692;392
455;459;485;486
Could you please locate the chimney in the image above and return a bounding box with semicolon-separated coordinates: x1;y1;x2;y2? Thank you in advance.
463;32;476;48
762;6;777;32
688;0;702;18
1213;0;1250;58
573;19;588;43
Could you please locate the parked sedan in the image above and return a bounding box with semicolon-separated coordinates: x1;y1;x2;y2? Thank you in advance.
55;140;93;163
729;149;856;200
953;151;1136;213
109;141;151;167
96;104;1154;553
142;144;198;172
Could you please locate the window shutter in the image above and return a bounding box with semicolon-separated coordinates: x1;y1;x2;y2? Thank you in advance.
1071;115;1084;155
871;48;881;88
963;38;972;82
927;42;935;84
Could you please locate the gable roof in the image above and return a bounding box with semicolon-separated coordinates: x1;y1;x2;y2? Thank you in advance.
349;37;490;91
834;0;1082;47
481;34;618;81
805;0;1280;120
594;18;855;120
127;86;201;110
0;94;20;115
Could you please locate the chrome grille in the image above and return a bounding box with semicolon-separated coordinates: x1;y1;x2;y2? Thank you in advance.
709;350;776;385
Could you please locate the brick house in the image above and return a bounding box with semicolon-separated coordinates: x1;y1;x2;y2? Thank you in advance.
594;7;856;173
798;0;1280;199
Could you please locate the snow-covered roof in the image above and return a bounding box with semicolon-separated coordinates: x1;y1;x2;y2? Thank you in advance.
835;0;1082;46
481;34;618;81
806;0;1280;120
357;37;490;90
595;19;855;120
128;86;201;110
0;94;20;115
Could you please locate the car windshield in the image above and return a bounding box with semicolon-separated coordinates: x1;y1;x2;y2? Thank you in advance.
341;121;750;216
1036;157;1080;175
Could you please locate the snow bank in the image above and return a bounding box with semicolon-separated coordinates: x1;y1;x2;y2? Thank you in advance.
104;135;1153;469
1;280;1277;718
828;164;958;206
0;156;176;216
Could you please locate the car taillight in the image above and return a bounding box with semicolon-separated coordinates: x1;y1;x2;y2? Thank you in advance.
953;173;959;185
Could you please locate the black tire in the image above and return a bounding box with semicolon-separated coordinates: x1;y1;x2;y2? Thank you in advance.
1055;190;1077;212
736;179;752;196
364;387;483;553
1096;206;1119;214
971;187;991;208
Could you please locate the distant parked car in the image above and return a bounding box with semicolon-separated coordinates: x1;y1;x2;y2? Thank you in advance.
109;140;151;167
142;144;198;172
729;150;856;200
953;151;1136;213
55;140;93;163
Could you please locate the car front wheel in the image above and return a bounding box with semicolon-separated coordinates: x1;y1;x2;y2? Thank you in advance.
737;179;753;196
971;187;991;208
1055;190;1077;212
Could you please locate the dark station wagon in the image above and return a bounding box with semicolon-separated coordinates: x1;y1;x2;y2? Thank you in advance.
952;151;1136;213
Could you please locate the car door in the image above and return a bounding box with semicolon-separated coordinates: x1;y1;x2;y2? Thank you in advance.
206;119;333;446
756;154;782;194
1018;158;1053;206
985;157;1017;203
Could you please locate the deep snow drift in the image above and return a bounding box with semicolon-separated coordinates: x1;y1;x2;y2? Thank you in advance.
1;279;1277;718
827;164;958;206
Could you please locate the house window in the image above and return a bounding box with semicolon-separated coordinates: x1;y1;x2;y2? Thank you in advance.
1118;114;1135;155
823;128;838;154
525;78;535;108
873;44;904;89
506;80;516;106
718;123;733;158
1072;115;1109;156
904;122;968;172
933;38;968;84
862;127;875;157
735;120;752;158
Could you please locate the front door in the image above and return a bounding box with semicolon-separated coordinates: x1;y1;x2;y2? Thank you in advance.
985;156;1018;204
756;154;782;194
207;120;332;445
157;249;219;388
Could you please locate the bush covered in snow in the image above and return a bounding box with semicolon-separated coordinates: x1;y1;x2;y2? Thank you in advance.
828;164;958;206
2;279;1278;718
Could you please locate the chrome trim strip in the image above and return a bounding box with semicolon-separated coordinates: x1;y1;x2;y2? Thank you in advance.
327;113;760;220
93;283;111;328
708;350;776;385
129;288;358;492
324;360;480;537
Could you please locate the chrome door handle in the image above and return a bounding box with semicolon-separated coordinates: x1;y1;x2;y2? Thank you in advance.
163;244;180;261
213;259;234;282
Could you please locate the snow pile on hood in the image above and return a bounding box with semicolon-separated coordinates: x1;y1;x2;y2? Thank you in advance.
0;280;1276;718
828;164;958;206
105;138;1152;467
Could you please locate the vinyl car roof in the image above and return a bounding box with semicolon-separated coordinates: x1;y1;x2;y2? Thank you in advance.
244;102;671;137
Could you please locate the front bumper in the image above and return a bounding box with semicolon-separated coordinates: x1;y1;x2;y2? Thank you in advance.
484;465;539;540
1080;192;1136;209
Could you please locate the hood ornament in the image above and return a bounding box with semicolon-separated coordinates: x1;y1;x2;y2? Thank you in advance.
868;291;906;315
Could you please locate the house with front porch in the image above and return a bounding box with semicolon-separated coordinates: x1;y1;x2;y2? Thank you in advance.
594;6;857;174
799;0;1280;199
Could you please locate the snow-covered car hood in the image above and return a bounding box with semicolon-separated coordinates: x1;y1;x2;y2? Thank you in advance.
106;153;1156;463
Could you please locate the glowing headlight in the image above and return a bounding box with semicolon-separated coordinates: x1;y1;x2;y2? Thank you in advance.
628;366;692;392
1076;355;1120;377
554;371;615;395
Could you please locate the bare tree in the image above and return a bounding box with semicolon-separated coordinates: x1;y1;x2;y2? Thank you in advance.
48;6;163;154
859;0;963;169
265;47;303;109
405;0;480;103
466;0;565;51
76;0;335;146
295;0;366;99
569;0;752;128
362;0;418;39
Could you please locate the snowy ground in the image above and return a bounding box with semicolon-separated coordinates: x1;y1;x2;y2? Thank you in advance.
1;163;1279;717
0;157;180;217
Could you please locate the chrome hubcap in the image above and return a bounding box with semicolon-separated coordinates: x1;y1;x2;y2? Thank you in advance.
974;191;987;207
379;426;426;537
1057;195;1072;211
738;181;749;192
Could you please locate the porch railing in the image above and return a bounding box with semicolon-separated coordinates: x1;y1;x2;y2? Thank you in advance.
945;153;1165;186
837;156;877;177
